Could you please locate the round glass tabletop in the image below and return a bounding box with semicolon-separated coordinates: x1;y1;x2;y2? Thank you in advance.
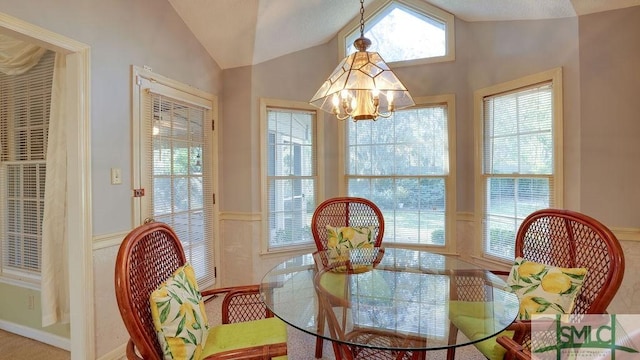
260;247;519;352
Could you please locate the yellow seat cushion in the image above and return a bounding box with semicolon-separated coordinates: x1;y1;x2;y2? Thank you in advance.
319;267;391;301
449;301;514;360
451;314;513;360
319;271;347;297
202;317;287;357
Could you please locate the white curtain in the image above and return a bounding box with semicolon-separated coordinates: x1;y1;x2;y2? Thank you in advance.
0;34;47;75
41;52;69;326
0;34;68;326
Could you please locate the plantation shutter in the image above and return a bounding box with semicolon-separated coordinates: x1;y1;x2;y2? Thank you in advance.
139;79;216;288
0;50;55;277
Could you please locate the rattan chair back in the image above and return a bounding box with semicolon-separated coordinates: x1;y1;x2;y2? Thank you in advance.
311;197;385;251
500;208;626;358
114;222;185;360
516;208;625;315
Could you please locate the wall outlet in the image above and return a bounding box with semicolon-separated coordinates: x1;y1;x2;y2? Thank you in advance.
28;294;35;310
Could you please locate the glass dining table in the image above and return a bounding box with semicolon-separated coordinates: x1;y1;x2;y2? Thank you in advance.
260;247;519;359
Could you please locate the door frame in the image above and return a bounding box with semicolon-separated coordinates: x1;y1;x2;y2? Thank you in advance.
131;65;220;285
0;12;93;360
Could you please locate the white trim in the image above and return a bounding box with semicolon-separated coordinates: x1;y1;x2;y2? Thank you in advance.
96;342;127;360
456;211;474;222
92;231;129;250
0;276;39;290
133;66;213;107
611;227;640;242
0;12;93;360
219;211;262;222
144;81;212;110
66;46;93;360
0;319;71;351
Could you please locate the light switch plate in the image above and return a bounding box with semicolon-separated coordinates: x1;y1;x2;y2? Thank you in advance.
111;168;122;185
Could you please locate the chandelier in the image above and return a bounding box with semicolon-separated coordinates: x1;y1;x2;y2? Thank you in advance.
309;0;414;121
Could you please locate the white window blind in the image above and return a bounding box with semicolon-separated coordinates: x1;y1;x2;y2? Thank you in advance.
482;81;555;260
0;50;54;278
266;107;316;249
142;90;215;288
346;104;450;245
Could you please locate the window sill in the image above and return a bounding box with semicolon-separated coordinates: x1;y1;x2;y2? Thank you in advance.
0;274;40;290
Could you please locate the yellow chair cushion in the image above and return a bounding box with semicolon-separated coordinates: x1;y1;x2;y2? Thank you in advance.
202;317;287;357
319;271;348;298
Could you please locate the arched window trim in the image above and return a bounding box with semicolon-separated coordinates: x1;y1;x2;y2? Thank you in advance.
337;0;455;67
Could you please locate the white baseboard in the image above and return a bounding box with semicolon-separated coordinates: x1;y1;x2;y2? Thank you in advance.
97;342;127;360
0;319;70;351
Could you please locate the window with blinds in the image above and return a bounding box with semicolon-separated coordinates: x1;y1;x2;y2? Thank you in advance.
0;50;54;278
480;80;559;260
265;105;317;250
140;87;216;288
345;101;453;246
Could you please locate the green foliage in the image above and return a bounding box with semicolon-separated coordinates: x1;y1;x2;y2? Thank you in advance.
431;229;445;244
488;228;516;256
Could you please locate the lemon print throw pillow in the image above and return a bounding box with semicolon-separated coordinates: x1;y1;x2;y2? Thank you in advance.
506;257;587;320
150;263;209;360
326;225;375;256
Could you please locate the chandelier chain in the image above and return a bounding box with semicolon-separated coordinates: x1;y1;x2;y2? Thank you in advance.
359;0;366;37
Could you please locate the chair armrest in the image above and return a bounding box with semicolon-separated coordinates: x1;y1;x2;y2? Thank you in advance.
125;339;144;360
202;285;271;324
496;335;533;360
490;269;511;277
505;320;530;344
201;284;260;298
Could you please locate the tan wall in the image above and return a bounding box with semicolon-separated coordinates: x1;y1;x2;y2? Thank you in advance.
578;7;640;227
0;283;69;338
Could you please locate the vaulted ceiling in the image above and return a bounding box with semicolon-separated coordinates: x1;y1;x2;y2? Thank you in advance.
168;0;640;70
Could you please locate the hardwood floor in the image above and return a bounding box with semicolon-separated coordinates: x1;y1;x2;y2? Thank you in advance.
0;329;69;360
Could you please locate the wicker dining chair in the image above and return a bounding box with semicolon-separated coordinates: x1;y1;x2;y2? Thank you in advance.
313;263;425;360
114;222;287;360
311;197;385;358
447;208;625;360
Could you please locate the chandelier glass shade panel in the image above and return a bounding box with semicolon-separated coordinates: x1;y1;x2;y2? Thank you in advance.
309;0;414;121
310;46;414;121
